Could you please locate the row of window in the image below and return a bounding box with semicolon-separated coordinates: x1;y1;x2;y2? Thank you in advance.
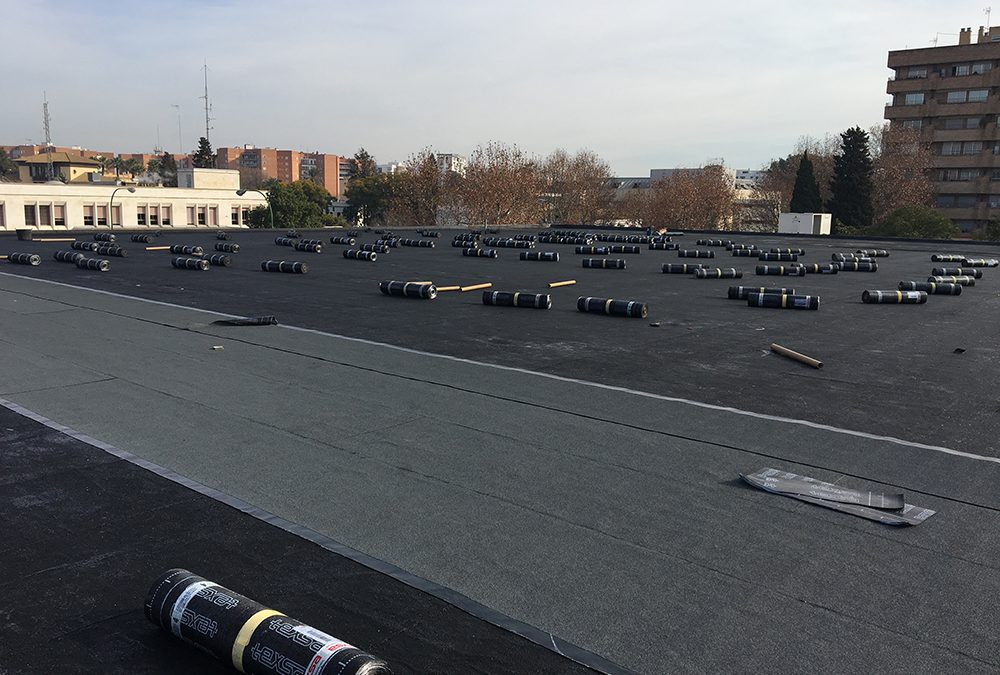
902;115;1000;131
902;62;994;79
902;89;990;105
3;202;247;227
936;194;1000;208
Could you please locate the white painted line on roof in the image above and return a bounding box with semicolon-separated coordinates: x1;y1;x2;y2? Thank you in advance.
2;271;997;466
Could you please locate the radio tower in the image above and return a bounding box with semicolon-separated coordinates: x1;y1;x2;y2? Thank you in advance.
200;62;215;143
42;92;54;180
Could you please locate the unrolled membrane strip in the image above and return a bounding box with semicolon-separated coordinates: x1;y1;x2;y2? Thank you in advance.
212;316;279;326
740;468;934;526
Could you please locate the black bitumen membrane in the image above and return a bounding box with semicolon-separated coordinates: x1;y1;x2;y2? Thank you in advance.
3;227;998;453
0;403;594;675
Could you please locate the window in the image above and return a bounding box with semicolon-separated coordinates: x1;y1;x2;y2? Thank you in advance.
96;205;107;226
973;62;993;74
904;93;925;105
942;142;963;156
136;205;147;226
947;91;968;103
992;169;1000;181
970;89;989;102
23;204;36;226
0;202;5;228
967;117;982;128
149;205;159;226
902;119;923;130
956;195;977;208
943;118;964;129
208;206;218;226
953;64;971;76
936;195;956;207
187;206;196;225
943;169;980;181
161;205;171;226
907;67;928;79
53;204;65;227
111;205;121;226
990;195;1000;208
964;141;984;155
83;205;94;227
197;206;206;225
38;204;51;227
231;207;240;225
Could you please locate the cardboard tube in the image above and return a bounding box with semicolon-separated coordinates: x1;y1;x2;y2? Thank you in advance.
437;285;461;292
145;245;171;251
460;282;492;292
0;255;7;260
35;238;76;242
548;280;577;288
770;343;823;369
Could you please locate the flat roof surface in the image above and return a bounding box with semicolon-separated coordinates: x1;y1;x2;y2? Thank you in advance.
1;227;999;673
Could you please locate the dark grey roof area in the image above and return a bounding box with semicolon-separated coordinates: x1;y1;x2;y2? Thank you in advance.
1;228;999;673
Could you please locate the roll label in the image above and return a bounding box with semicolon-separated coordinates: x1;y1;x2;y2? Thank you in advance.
170;580;214;638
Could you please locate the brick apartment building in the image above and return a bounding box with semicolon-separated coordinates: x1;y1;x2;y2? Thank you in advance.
886;25;1000;233
214;145;353;200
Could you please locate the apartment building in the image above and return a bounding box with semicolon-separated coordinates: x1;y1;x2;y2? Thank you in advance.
886;25;1000;232
215;145;350;199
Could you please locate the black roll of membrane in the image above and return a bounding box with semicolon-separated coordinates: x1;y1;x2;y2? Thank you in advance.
770;248;804;255
582;258;626;269
463;247;498;258
172;256;210;271
170;245;204;256
898;281;961;295
206;254;232;267
420;230;441;238
755;264;805;276
747;293;819;310
7;252;41;266
54;250;85;263
727;286;794;299
131;233;154;243
216;242;241;253
649;242;678;250
931;254;965;262
695;267;742;278
216;232;231;240
575;246;609;255
71;241;100;251
801;263;838;274
928;275;975;286
379;280;437;299
261;260;309;273
577;296;648;318
961;258;999;267
346;230;361;237
726;243;754;251
343;249;376;261
75;257;110;272
758;252;798;262
732;249;758;257
453;240;479;248
482;290;552;309
330;236;356;246
662;263;705;274
399;238;434;247
96;245;128;257
274;237;296;247
678;249;715;258
94;232;116;242
360;244;389;254
932;267;981;278
286;229;300;238
839;261;878;272
858;249;889;257
298;239;324;246
862;290;927;304
520;251;559;261
608;245;641;254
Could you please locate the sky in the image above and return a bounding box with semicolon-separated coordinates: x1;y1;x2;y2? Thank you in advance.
0;1;990;175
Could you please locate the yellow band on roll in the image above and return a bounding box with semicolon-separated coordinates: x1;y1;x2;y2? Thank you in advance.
232;609;284;672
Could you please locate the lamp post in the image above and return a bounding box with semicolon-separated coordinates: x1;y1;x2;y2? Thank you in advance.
236;188;273;229
109;186;136;231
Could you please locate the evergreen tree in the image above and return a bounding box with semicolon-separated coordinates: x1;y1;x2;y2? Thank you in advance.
191;137;216;168
158;153;178;187
826;126;874;233
789;151;822;213
0;149;18;181
352;148;377;179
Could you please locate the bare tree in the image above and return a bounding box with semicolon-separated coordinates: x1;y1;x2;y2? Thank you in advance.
457;142;542;226
647;165;736;230
612;188;653;227
390;148;456;228
540;148;614;225
869;123;934;225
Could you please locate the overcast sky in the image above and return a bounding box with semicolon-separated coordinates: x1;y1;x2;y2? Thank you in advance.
0;1;988;174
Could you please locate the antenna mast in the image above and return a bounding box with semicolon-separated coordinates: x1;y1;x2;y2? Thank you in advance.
42;92;53;180
200;62;214;143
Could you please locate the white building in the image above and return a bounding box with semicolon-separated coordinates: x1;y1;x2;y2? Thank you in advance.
436;153;467;176
0;169;267;231
376;162;406;174
735;169;765;190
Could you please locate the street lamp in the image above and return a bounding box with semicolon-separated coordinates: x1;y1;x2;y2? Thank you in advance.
109;187;136;231
236;188;273;229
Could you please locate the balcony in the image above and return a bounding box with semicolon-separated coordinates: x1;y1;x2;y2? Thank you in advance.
933;178;996;194
932;128;997;142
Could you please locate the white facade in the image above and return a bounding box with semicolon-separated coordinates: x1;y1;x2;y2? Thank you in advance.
778;212;832;235
0;182;267;231
436;153;467;176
